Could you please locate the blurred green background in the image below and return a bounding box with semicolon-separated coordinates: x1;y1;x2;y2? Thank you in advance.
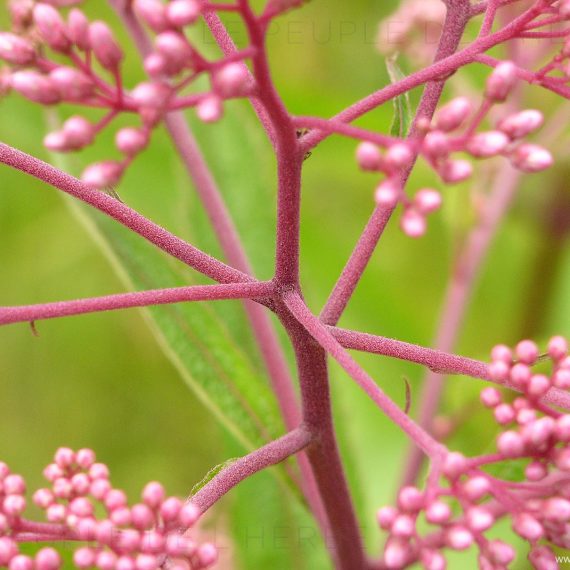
1;0;570;568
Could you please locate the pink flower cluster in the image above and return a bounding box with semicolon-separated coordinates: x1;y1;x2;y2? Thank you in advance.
0;0;252;189
377;336;570;569
355;62;553;238
0;448;217;570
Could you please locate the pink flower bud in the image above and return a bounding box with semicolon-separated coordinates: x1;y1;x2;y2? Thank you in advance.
356;141;382;171
75;517;97;541
76;448;96;469
400;208;426;238
465;131;509;158
43;463;63;482
68;9;90;51
131;503;155;529
494;403;515;424
35;548;61;570
556;448;570;471
196;95;223;123
3;494;26;516
438;158;472;184
513;513;543;540
214;63;251;98
529;546;558;570
527;374;550;398
525;461;547;481
446;526;473;550
71;473;90;495
421;549;446;570
89;21;124;71
144;53;168;78
397;486;424;512
115;127;148;155
160;497;182;521
134;0;169;32
435;97;472;131
517;407;536;425
81;161;124;189
466;506;494;531
33;3;70;52
73;548;96;570
154;31;193;72
443;452;467;479
376;505;397;529
62;116;95;149
498;109;544;139
414;188;441;214
89;462;109;479
425;500;451;524
33;488;55;508
135;553;159;570
10;70;61;104
49;67;95;100
167;0;201;27
422;130;449;159
4;474;25;495
0;33;35;64
383;538;408;569
9;555;33;570
178;503;200;527
116;529;140;553
142;481;165;508
385;143;413;170
96;551;117;570
485;61;517;102
560;0;570;18
391;514;415;537
544;497;570;522
116;557;136;570
497;430;525;457
492;344;512;362
131;81;171;109
510;363;531;387
488;359;509;381
8;1;34;30
0;537;18;566
548;335;568;360
523;416;555;447
510;143;553;173
462;476;490;501
556;415;570;441
374;180;399;208
515;339;539;364
487;540;515;565
481;387;501;408
140;530;165;554
196;543;217;567
555;369;570;389
110;506;131;526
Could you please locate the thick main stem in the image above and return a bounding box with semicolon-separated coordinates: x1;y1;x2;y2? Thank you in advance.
320;0;471;325
282;309;367;570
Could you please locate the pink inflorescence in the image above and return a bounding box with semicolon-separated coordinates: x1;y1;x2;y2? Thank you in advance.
0;0;253;190
355;62;553;238
377;336;570;569
0;448;217;570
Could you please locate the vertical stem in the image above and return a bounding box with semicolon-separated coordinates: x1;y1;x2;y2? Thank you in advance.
282;310;367;570
320;0;471;326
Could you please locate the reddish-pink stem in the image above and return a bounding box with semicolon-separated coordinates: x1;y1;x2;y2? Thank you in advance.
0;143;247;285
0;282;273;326
191;426;312;512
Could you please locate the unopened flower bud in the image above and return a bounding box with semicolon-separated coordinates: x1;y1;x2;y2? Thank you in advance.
10;70;61;104
115;127;149;155
154;31;193;72
131;81;171;109
422;130;449;160
89;21;124;71
497;430;525;457
485;61;517;102
385;143;413;170
510;143;553;173
434;97;472;131
0;32;35;65
498;109;543;139
513;513;543;541
134;0;169;32
438;158;472;184
465;131;509;158
414;188;441;214
33;3;71;52
62;115;95;149
374;180;399;208
81;161;124;189
49;67;94;100
214;63;251;98
400;208;426;238
196;95;223;123
167;0;201;27
68;9;90;51
356;142;382;171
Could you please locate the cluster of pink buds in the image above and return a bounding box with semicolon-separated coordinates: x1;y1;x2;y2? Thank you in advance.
356;62;553;238
0;448;217;570
378;335;570;569
0;0;253;190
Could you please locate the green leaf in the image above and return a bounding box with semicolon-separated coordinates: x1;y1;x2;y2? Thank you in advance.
385;54;412;138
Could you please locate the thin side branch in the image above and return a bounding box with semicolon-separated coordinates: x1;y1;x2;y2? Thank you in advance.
0;282;274;326
0;143;249;285
191;426;312;513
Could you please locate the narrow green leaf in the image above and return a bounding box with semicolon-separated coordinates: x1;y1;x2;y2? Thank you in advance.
386;54;412;138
